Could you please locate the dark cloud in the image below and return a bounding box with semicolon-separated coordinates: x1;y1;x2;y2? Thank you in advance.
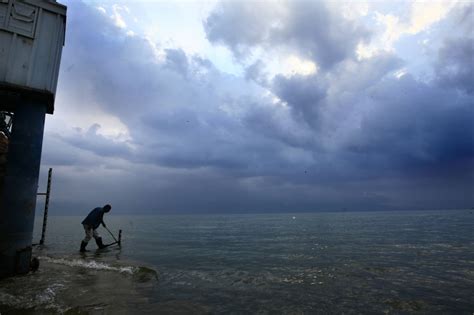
244;60;267;85
450;2;473;35
327;53;403;92
432;3;474;94
59;124;132;159
37;0;474;214
270;1;370;69
165;48;189;77
204;0;371;68
347;74;474;170
204;1;276;59
243;102;316;150
435;37;474;94
272;74;327;127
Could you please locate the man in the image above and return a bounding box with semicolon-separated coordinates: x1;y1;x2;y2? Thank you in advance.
80;204;112;252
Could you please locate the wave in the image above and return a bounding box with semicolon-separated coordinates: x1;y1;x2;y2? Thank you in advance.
39;256;136;274
38;256;159;282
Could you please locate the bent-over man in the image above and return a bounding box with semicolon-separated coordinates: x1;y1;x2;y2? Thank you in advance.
80;204;111;252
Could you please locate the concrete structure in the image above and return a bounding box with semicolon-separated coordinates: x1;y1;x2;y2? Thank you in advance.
0;0;66;279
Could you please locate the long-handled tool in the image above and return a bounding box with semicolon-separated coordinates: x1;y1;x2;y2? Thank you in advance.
104;226;122;247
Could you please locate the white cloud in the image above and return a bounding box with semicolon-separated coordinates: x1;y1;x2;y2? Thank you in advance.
281;55;318;77
393;67;408;79
111;4;128;29
408;1;457;34
96;6;106;14
356;42;378;60
359;1;458;58
338;1;369;20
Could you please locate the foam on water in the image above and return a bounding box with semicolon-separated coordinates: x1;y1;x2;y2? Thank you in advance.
39;256;135;274
0;285;69;313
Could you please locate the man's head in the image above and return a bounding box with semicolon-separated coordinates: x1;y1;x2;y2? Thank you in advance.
103;204;112;212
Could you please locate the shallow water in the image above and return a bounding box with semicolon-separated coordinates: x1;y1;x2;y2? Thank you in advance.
1;210;473;314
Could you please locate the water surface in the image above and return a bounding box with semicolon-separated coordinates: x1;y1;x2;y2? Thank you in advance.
0;210;473;314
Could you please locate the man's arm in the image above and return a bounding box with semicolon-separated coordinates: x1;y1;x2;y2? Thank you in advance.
100;212;106;228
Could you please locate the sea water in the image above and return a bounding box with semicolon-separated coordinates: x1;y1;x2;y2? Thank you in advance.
0;210;473;314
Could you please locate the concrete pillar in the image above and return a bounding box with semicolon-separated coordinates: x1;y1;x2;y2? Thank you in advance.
0;101;46;279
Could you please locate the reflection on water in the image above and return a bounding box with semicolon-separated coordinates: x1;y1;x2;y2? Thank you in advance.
1;210;473;314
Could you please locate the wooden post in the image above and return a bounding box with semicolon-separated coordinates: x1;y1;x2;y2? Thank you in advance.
39;168;52;245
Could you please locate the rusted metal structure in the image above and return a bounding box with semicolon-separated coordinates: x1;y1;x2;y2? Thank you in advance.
0;0;66;279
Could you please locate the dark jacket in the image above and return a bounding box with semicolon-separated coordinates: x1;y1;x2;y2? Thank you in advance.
82;207;105;229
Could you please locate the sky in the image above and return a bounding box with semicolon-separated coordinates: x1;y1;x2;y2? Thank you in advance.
36;0;473;214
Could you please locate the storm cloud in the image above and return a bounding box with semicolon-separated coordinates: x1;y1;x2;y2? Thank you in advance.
204;0;371;68
37;0;473;214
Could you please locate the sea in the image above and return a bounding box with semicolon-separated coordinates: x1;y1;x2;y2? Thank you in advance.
0;210;473;314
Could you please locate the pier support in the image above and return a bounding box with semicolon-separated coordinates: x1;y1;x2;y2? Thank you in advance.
0;101;47;279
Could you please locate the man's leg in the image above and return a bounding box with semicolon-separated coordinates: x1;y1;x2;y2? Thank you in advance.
93;229;106;249
80;225;92;252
